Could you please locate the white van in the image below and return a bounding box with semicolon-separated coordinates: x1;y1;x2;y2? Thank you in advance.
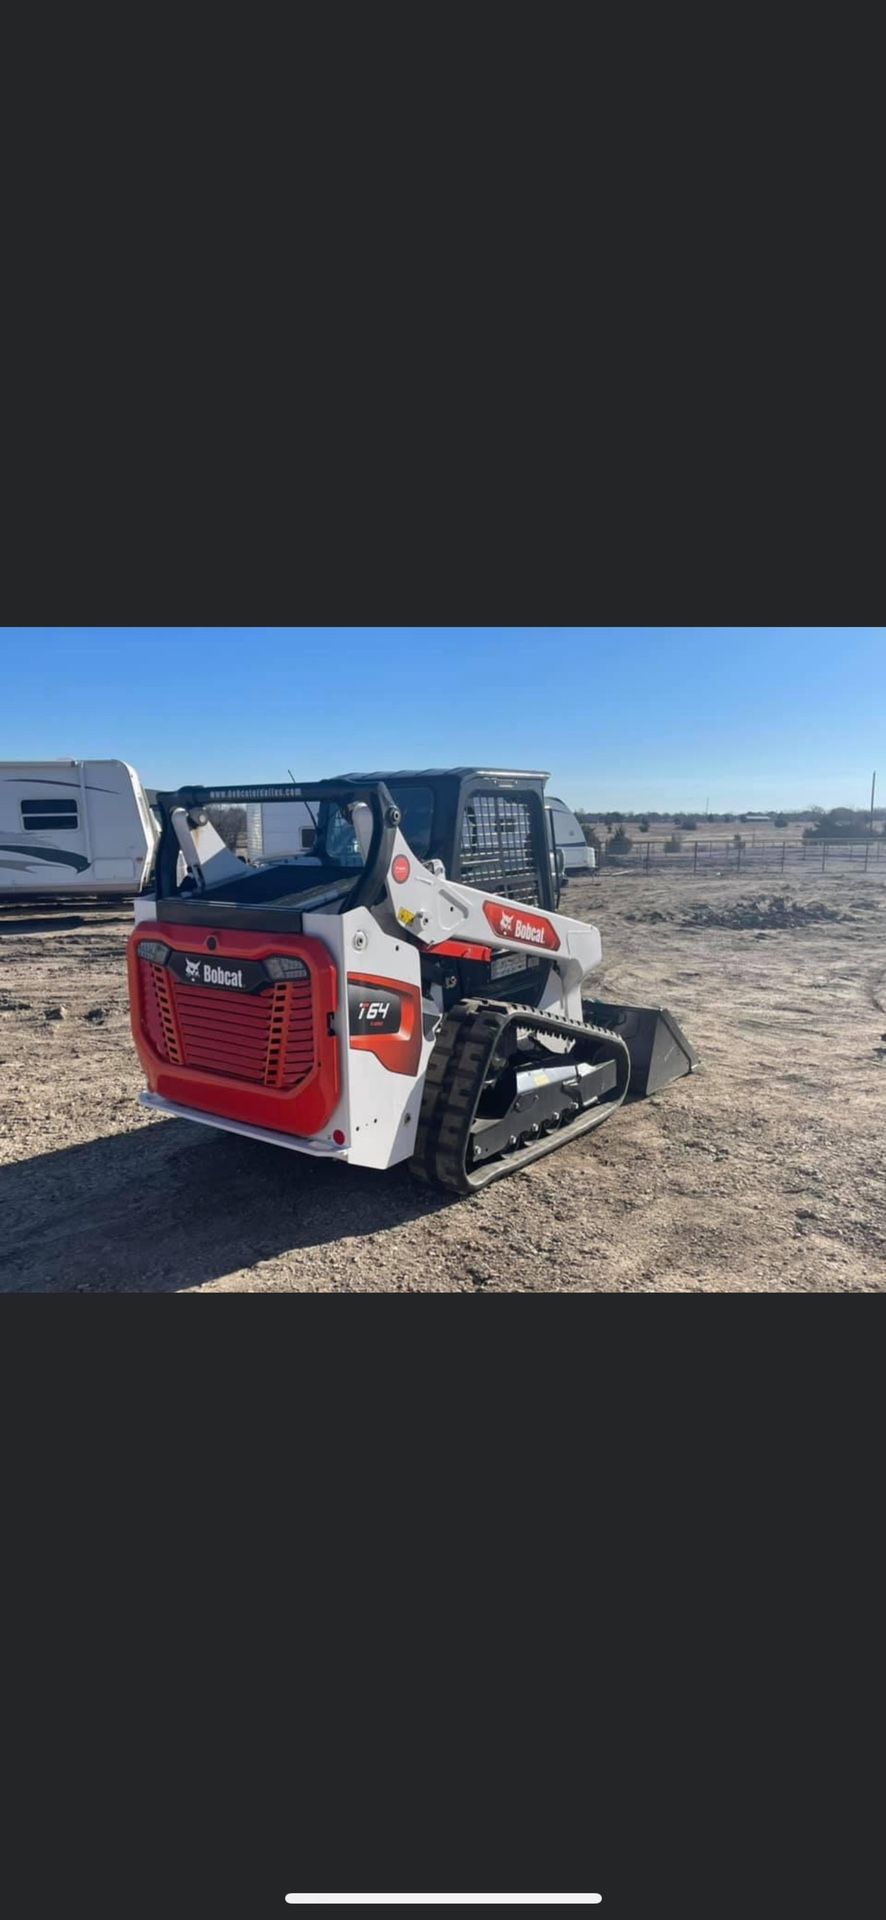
0;760;158;897
546;797;596;876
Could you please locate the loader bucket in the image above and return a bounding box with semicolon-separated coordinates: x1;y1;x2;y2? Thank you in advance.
584;1000;698;1098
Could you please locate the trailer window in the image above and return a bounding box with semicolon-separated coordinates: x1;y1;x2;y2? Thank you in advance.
21;798;79;832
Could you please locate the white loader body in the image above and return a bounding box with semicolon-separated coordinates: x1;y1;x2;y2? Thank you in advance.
129;774;694;1193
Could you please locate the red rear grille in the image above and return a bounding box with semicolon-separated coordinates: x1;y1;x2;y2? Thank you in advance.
139;961;315;1090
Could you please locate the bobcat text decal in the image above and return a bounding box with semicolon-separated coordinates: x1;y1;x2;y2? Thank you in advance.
483;900;560;951
182;959;244;988
165;949;268;992
202;961;244;988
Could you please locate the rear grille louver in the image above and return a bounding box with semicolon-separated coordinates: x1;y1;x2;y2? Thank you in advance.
139;960;314;1090
142;962;182;1064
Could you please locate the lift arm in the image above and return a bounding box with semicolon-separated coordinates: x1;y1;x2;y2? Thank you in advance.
379;825;601;1020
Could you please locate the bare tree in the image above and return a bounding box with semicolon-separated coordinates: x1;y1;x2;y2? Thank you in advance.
206;806;247;852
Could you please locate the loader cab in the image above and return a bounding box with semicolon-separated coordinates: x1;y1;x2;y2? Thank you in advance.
336;768;560;1015
337;767;559;911
149;766;559;1021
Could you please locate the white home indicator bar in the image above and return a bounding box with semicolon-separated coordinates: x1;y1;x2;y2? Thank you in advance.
284;1900;602;1908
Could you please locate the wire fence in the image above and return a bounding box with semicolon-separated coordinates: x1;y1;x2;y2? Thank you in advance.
599;837;885;875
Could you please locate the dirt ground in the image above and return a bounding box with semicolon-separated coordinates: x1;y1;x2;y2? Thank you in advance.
2;869;884;1292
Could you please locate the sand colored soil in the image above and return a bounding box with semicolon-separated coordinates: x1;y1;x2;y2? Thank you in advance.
1;867;884;1292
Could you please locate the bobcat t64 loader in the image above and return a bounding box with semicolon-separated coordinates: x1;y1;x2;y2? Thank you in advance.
127;770;696;1193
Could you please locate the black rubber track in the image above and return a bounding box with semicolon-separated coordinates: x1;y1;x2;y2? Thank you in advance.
410;998;631;1194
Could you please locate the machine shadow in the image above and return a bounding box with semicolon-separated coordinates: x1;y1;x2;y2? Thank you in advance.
0;913;93;934
0;1119;455;1294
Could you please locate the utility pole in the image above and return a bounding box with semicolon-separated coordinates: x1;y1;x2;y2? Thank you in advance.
870;770;877;838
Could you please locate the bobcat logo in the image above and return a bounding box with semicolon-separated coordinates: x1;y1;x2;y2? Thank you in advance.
482;899;560;952
185;958;201;982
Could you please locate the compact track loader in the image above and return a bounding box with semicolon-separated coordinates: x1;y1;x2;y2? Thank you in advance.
127;770;696;1193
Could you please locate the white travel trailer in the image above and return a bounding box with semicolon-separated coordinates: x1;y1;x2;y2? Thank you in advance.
0;760;158;897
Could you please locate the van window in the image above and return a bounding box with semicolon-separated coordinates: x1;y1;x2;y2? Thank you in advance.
21;798;79;832
548;803;580;837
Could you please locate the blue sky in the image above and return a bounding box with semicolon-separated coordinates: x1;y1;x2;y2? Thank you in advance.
1;627;882;811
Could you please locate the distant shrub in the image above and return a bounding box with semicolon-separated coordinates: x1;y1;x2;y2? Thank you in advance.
733;833;745;851
608;827;633;858
773;813;789;829
638;817;650;833
674;815;698;831
803;808;871;842
664;832;682;853
582;824;602;859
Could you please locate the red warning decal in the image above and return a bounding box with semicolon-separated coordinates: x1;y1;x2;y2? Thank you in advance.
482;901;560;951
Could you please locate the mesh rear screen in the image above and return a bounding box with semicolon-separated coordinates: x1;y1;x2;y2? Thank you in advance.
459;791;539;904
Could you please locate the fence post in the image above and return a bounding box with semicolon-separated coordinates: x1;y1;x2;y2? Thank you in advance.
693;840;698;873
865;840;870;871
821;840;826;873
781;840;786;871
737;841;742;873
646;839;651;872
